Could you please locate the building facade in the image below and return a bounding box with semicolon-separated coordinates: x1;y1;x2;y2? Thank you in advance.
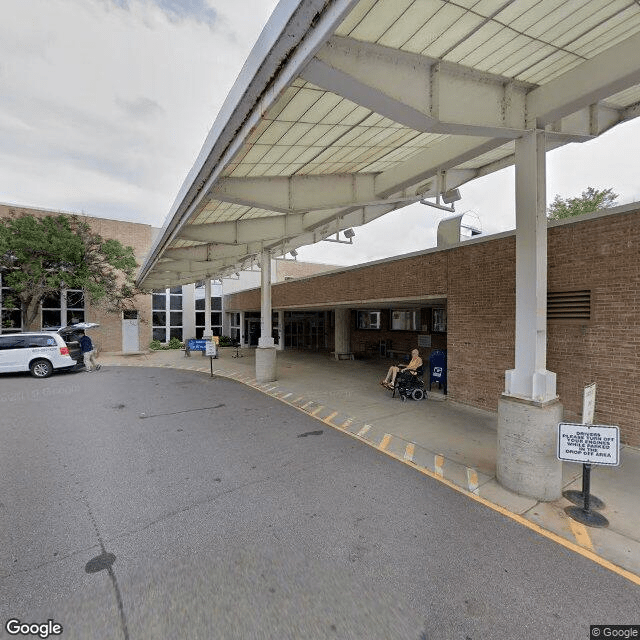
225;204;640;447
0;204;153;354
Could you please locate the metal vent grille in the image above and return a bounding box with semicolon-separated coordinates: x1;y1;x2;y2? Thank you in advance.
547;290;591;322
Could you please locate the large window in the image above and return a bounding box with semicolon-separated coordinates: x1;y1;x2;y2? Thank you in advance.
357;310;381;330
0;276;21;334
152;287;183;342
0;278;85;334
194;281;223;339
391;310;418;331
229;313;241;343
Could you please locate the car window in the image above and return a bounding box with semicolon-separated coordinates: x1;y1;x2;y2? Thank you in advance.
0;336;28;350
28;336;58;347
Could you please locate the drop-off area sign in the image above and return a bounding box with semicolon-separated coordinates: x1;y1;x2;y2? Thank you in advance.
557;423;620;466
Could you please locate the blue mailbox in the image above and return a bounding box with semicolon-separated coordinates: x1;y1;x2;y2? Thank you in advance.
429;349;447;394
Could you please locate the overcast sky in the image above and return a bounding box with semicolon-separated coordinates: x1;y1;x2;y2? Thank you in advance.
2;0;639;267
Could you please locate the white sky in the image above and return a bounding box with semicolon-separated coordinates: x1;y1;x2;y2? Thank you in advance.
1;0;639;267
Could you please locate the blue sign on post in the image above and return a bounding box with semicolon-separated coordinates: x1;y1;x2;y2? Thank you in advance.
187;339;208;351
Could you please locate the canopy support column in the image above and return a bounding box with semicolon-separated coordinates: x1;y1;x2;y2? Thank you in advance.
256;250;277;381
497;130;563;501
203;279;212;339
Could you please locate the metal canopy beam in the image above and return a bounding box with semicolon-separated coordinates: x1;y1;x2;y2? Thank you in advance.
527;30;640;127
301;36;599;140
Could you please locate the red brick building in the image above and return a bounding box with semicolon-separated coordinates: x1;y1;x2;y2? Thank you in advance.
226;203;640;447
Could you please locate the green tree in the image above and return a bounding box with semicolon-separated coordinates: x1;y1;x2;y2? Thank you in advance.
546;187;618;220
0;213;140;330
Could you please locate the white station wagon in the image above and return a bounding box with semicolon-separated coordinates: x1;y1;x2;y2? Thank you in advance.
0;332;83;378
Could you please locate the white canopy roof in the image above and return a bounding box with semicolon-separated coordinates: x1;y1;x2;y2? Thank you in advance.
138;0;640;289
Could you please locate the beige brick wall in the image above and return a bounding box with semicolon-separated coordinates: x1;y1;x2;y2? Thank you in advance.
227;207;640;446
0;204;153;353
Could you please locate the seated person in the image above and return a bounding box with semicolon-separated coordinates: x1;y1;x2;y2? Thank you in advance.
381;349;422;389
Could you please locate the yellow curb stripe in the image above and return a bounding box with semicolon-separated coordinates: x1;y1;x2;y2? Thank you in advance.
356;424;372;438
434;455;444;477
369;445;640;587
310;405;324;416
341;418;353;429
323;411;338;426
568;518;594;552
379;434;392;451
467;468;480;495
404;443;415;463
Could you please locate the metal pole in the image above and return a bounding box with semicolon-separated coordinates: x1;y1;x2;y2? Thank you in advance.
583;463;591;513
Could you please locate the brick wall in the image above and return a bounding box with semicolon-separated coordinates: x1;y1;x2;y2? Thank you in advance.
0;204;153;353
227;207;640;446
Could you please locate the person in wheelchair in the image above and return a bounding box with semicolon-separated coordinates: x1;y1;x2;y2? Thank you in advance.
381;349;422;390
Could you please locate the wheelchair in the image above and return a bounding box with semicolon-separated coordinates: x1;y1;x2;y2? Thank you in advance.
393;366;427;401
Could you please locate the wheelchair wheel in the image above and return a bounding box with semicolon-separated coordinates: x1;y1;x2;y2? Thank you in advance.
411;388;425;401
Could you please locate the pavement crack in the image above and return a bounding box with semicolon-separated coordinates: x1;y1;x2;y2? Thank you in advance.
140;404;225;419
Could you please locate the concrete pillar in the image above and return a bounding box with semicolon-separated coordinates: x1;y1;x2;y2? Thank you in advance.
497;130;563;501
256;250;276;381
275;310;285;351
239;311;245;346
334;308;350;358
203;279;212;339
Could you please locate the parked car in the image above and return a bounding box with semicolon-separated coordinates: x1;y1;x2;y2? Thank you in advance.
0;331;84;378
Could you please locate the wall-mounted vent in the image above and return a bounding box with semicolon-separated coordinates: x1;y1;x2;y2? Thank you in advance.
547;290;591;322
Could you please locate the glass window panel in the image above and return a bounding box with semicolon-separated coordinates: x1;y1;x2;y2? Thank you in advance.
153;327;166;342
391;310;418;331
152;294;166;310
42;310;62;328
152;312;166;326
212;297;222;311
169;327;183;340
123;310;138;320
67;310;85;325
152;289;165;294
169;286;182;294
212;327;221;336
66;290;84;308
169;295;182;310
1;309;22;331
195;312;205;326
42;293;61;308
195;299;205;311
195;327;204;339
211;312;222;326
357;310;380;330
170;312;182;327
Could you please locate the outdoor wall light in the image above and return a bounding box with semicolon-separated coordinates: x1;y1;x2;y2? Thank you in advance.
290;249;298;257
442;188;462;204
343;228;355;239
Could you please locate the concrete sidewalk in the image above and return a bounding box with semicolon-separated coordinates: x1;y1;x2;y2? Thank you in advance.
99;346;640;584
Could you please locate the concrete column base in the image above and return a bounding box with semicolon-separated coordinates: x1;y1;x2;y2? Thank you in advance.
255;346;277;383
497;394;563;501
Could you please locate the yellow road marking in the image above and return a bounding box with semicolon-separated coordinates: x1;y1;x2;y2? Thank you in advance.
568;518;594;551
379;434;392;451
311;405;324;416
341;418;353;429
357;424;371;438
434;455;444;477
323;411;338;425
404;443;415;462
467;468;480;495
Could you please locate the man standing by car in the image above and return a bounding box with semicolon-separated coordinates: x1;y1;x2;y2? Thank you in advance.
79;331;100;372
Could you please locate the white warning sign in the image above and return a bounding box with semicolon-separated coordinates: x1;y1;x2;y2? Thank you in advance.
557;423;620;466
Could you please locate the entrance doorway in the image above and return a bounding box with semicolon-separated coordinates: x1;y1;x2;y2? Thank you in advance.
122;310;139;352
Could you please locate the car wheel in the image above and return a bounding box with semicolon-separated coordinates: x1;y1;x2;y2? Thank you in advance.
30;359;53;378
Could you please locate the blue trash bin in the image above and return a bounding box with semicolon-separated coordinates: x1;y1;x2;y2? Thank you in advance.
429;349;447;394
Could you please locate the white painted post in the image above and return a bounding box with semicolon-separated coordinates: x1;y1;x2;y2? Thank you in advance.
276;310;285;351
498;129;563;501
505;130;556;402
334;308;350;358
256;250;276;381
203;279;212;339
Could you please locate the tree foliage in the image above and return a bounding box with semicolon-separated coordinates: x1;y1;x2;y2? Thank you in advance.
0;213;140;330
546;187;618;221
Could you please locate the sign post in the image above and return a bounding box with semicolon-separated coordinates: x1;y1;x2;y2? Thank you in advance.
562;383;605;510
205;337;218;377
557;422;619;528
